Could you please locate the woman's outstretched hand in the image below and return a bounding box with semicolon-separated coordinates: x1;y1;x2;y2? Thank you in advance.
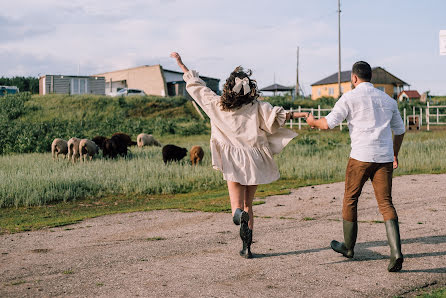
170;52;189;73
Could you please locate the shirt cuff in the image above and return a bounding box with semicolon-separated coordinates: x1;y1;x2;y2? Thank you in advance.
275;107;287;127
324;113;338;129
182;70;200;82
392;127;406;135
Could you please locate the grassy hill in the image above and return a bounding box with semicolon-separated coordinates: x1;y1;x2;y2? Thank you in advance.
0;93;209;154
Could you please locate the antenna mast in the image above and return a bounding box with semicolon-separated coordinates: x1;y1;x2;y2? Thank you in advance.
296;46;300;98
337;0;342;98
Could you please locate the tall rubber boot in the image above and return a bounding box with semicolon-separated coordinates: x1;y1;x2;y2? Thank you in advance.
385;219;404;272
330;220;358;258
240;229;253;259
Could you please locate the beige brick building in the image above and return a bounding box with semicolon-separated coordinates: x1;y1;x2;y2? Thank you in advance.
95;65;219;97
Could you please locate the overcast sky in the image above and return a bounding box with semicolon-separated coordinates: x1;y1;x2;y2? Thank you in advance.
1;0;445;95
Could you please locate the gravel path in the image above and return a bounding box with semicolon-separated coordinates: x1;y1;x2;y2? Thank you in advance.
1;174;445;297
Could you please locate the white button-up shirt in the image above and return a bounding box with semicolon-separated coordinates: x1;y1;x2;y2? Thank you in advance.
325;82;405;163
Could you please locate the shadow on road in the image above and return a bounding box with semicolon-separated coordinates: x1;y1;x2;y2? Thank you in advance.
254;235;446;272
400;267;446;273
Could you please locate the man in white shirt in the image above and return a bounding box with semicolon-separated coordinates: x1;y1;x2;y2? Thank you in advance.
306;61;405;272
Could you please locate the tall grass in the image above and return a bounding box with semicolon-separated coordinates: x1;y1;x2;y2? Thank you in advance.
1;131;445;208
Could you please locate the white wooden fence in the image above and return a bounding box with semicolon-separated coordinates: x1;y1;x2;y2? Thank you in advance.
426;102;446;130
286;103;446;131
285;105;346;130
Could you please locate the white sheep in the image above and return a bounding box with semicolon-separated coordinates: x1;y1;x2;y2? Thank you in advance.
79;139;99;162
51;138;68;160
137;133;161;147
67;137;81;163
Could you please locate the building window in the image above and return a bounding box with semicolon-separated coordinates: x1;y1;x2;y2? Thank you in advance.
376;86;385;92
328;88;334;96
71;78;88;94
341;86;344;93
317;88;321;96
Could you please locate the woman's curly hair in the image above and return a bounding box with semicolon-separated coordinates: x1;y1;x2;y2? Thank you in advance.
219;66;260;111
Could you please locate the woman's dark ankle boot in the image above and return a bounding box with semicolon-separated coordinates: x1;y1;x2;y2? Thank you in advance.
240;229;253;259
330;220;358;258
233;208;244;225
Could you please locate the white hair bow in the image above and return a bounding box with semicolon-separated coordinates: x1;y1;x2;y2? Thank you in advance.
232;77;251;95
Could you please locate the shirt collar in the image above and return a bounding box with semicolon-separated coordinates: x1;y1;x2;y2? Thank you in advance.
355;82;373;89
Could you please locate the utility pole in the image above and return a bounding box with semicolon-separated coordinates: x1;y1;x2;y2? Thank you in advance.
296;46;300;98
337;0;342;98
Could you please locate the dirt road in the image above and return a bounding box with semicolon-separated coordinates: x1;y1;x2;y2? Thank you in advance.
1;174;445;297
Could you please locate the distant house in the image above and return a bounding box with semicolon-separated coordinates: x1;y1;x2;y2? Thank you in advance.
260;83;294;96
39;75;105;95
95;65;220;98
398;90;421;102
311;67;409;100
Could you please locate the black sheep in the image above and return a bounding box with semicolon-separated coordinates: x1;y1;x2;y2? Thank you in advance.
162;144;187;164
112;133;137;147
92;136;107;151
102;138;119;159
110;134;129;157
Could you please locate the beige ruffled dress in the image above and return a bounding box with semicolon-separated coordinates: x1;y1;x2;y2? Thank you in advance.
184;70;298;185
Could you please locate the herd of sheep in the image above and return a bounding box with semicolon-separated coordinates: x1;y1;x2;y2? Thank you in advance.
51;132;204;165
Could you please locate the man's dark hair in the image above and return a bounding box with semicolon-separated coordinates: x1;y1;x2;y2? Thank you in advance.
352;61;372;81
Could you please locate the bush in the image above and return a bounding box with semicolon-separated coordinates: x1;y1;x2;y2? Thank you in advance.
0;92;31;120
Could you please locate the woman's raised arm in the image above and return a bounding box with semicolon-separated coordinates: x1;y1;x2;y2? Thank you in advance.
170;52;189;73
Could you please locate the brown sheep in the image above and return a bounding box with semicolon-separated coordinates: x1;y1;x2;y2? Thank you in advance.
67;137;81;163
137;133;161;147
79;139;99;162
51;138;68;160
190;146;204;165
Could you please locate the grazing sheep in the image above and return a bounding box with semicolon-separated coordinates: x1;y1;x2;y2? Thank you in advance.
190;146;204;165
102;138;119;159
67;137;81;163
79;139;99;162
137;133;161;147
111;134;129;157
92;136;107;151
51;138;68;160
112;133;137;147
162;144;187;164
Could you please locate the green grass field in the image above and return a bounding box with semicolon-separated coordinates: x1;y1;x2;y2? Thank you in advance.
1;129;446;233
2;93;446;233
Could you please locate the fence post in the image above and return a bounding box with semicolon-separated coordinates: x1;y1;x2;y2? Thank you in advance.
437;108;439;124
427;102;430;131
403;108;406;127
317;105;321;131
298;106;302;130
290;107;293;129
419;107;422;128
311;107;314;129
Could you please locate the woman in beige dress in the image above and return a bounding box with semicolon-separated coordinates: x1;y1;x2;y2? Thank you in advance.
170;52;308;258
